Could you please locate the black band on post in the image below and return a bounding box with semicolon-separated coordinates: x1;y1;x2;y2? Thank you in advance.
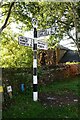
33;84;37;92
34;28;37;38
33;44;37;50
33;51;37;59
33;68;37;75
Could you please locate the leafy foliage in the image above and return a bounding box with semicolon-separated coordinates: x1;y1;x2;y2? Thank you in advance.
0;2;80;68
0;29;33;68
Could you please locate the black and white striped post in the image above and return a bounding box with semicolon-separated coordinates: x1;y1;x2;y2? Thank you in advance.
32;18;38;101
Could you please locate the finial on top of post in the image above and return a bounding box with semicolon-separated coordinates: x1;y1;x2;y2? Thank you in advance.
32;18;38;28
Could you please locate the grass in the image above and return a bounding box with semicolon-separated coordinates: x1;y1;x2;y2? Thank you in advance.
39;76;79;95
2;95;78;119
2;76;80;119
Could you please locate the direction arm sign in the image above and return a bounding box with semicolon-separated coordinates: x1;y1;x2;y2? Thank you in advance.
37;40;48;50
37;26;55;38
18;36;33;47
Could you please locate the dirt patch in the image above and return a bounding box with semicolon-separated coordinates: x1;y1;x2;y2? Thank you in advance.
39;92;79;107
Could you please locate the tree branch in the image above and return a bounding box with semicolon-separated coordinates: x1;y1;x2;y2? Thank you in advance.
67;31;76;42
0;0;3;6
0;3;9;7
71;3;80;54
0;2;15;34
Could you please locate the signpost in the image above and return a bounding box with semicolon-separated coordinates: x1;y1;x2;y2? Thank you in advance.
18;18;56;101
32;18;38;101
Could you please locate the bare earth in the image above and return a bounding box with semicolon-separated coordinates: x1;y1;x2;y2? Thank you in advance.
39;92;79;107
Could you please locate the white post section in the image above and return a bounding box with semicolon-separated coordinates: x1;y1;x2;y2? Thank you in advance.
32;18;38;101
33;59;37;68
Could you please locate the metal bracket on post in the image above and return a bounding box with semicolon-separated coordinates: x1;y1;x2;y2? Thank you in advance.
32;18;38;101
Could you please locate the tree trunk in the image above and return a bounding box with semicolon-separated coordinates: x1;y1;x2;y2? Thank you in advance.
0;2;15;34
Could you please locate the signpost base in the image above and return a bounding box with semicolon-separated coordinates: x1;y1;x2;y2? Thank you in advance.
33;92;38;101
